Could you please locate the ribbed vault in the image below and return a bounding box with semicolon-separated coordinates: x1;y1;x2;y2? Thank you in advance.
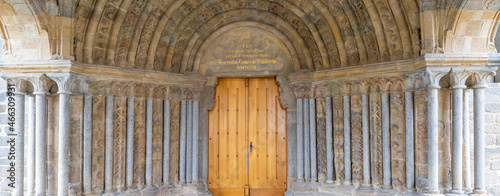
74;0;420;73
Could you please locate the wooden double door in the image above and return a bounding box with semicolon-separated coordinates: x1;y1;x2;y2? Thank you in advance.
208;78;287;196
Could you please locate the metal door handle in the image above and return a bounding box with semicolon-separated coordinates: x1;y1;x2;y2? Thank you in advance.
250;142;253;152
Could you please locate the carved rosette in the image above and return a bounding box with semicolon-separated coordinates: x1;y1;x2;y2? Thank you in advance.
113;97;127;190
316;98;327;182
91;96;106;193
414;90;428;180
350;95;363;186
390;92;406;189
333;96;344;182
369;93;383;187
169;100;180;184
133;98;146;188
152;99;164;186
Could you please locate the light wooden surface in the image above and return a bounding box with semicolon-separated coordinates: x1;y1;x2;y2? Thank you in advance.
209;78;287;196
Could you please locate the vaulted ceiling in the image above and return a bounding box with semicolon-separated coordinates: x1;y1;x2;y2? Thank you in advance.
73;0;421;73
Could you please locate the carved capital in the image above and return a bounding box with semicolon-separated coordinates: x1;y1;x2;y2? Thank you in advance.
133;83;147;98
313;83;328;98
7;78;33;93
468;67;497;89
449;68;471;89
169;86;182;100
425;67;450;89
89;80;112;96
276;76;296;110
51;74;89;94
28;74;56;94
291;83;312;99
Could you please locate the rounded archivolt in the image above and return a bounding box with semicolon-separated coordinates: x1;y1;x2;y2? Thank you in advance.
74;0;420;73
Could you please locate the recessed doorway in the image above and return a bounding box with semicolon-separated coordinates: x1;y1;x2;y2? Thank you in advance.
208;78;287;196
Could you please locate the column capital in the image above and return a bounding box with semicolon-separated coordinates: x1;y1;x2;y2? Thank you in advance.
51;73;89;95
425;67;451;89
449;67;471;89
291;83;313;99
30;74;55;94
468;67;497;89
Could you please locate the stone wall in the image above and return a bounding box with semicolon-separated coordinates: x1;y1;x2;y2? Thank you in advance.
485;83;500;195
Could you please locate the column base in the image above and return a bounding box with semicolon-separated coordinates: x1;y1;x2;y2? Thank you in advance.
471;189;488;195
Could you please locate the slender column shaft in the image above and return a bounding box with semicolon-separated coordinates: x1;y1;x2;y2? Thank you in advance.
57;93;71;196
126;98;135;188
304;101;310;180
343;95;351;184
451;87;464;193
14;93;25;196
35;92;47;195
186;101;193;182
382;92;391;187
405;91;415;190
325;97;334;182
474;87;486;194
163;100;171;184
362;94;370;186
427;88;439;193
296;99;304;181
463;90;471;191
145;98;153;186
83;95;92;193
179;101;187;183
104;96;114;192
192;101;199;181
26;95;35;195
310;99;317;181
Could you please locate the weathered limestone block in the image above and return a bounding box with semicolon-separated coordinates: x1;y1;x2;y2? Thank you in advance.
113;97;127;191
350;95;363;186
134;98;146;188
438;90;452;189
390;92;406;189
333;96;344;182
316;98;327;182
152;99;164;186
69;95;84;194
92;96;106;193
370;93;383;187
169;100;180;184
414;90;428;181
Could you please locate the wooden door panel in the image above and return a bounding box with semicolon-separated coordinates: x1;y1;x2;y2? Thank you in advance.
209;79;246;190
209;78;286;195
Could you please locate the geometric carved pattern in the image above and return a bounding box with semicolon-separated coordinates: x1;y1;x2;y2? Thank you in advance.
333;96;344;182
113;97;127;190
369;93;383;187
133;98;146;188
169;100;180;184
414;91;428;179
316;98;327;182
91;96;106;193
390;92;406;189
152;99;164;186
350;95;363;185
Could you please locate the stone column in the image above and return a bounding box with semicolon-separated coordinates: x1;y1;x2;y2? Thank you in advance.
83;95;92;193
404;91;415;190
463;89;472;191
34;90;47;195
473;82;486;194
163;100;171;184
296;99;304;181
427;85;440;194
105;95;114;193
26;95;35;196
343;95;351;184
450;70;468;194
362;94;370;186
325;97;334;183
14;91;25;196
179;100;187;183
304;101;310;180
126;97;135;188
57;91;71;196
186;101;193;182
192;100;199;182
381;92;391;188
309;99;317;182
145;98;153;187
